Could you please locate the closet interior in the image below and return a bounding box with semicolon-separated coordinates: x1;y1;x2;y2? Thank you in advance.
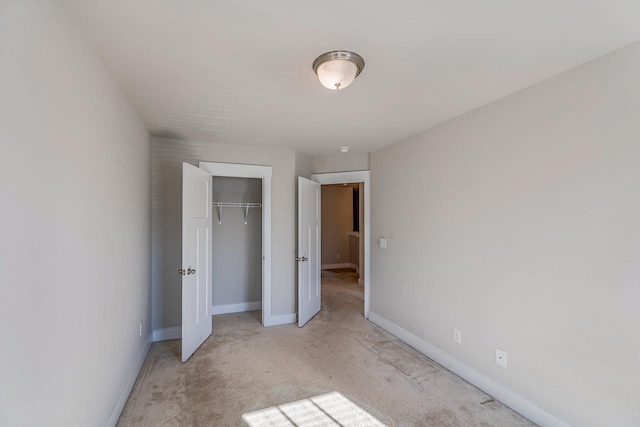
211;176;262;315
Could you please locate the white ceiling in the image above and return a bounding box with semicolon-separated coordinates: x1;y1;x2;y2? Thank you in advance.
64;1;640;156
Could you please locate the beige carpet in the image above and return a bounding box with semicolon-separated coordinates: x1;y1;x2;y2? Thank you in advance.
117;269;535;426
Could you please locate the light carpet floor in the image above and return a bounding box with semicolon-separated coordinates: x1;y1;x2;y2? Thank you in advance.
117;269;536;426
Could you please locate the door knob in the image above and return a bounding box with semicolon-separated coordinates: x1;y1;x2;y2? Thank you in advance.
187;268;196;275
178;269;186;276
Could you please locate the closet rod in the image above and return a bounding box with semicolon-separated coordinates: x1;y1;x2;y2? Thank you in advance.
212;202;262;208
212;202;261;225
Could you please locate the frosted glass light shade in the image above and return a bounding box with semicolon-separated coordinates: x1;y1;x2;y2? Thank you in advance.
317;59;358;90
313;51;365;91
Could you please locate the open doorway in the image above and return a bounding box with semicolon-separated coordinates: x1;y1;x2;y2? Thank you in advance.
321;184;362;274
320;183;364;312
311;171;370;319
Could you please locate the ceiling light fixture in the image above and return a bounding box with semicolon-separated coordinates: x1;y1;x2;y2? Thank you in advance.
339;147;350;153
313;51;365;90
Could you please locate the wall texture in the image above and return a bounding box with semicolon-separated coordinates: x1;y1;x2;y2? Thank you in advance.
151;137;297;330
370;42;640;426
321;186;354;267
0;1;151;426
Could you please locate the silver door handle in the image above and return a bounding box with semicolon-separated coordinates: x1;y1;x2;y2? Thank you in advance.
296;257;309;262
187;268;196;275
178;268;186;275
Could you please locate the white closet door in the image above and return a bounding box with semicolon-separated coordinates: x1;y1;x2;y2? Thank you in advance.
182;163;213;362
298;177;321;327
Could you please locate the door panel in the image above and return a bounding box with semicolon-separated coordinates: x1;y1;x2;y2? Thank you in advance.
182;163;212;362
298;177;321;327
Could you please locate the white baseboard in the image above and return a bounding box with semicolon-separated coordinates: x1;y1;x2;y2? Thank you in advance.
322;263;358;270
105;338;151;427
263;313;296;327
212;301;261;315
367;312;569;427
152;326;181;342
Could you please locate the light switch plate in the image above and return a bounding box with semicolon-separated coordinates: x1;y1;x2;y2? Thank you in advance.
379;238;387;248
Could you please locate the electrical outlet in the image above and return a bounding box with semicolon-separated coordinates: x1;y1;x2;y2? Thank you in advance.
453;329;462;344
496;348;507;367
139;322;143;337
336;253;341;259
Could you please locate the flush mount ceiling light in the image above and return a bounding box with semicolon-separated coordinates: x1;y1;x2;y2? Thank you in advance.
339;146;350;153
313;51;365;90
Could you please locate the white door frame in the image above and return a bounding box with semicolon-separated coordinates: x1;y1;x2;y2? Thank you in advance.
199;162;272;326
311;171;370;318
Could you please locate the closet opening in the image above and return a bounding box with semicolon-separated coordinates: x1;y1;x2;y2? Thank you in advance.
198;162;273;327
211;177;263;321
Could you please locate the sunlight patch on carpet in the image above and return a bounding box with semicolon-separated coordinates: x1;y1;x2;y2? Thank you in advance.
242;391;386;426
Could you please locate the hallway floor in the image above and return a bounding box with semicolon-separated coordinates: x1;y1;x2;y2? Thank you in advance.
117;269;535;426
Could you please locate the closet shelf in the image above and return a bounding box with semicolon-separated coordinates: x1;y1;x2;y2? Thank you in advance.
212;202;262;208
212;202;262;225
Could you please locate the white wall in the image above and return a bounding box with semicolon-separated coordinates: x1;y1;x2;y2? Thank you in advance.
321;186;354;267
151;137;297;330
370;42;640;427
295;152;312;179
311;153;370;174
0;2;151;426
